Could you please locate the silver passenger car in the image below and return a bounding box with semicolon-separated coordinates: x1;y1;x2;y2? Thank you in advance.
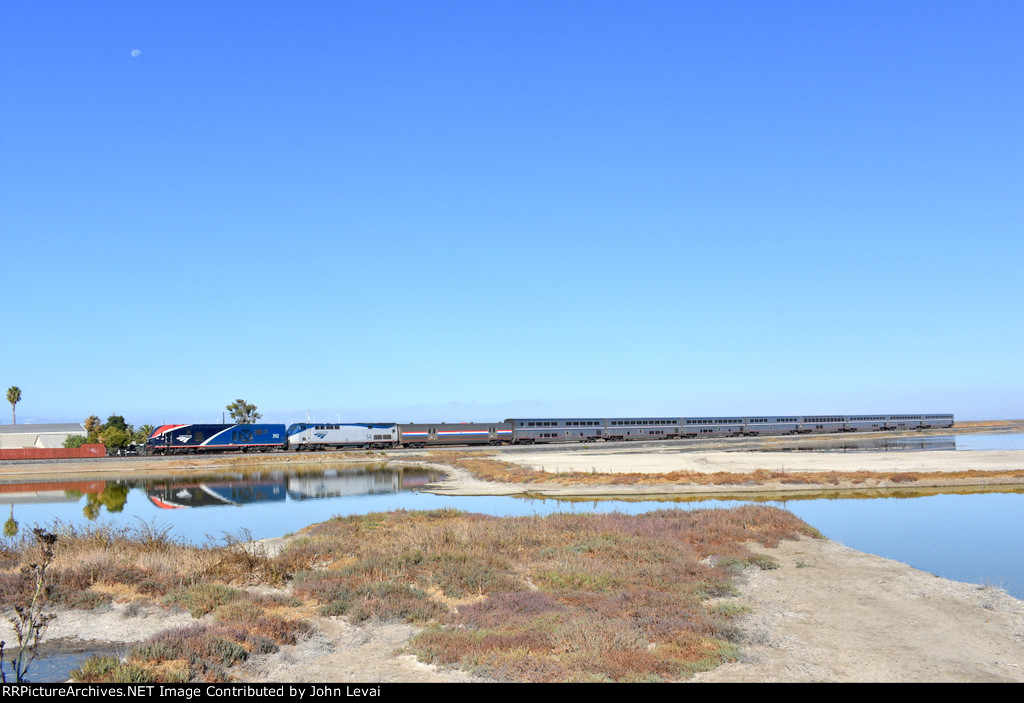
741;416;802;435
507;418;605;444
603;418;680;441
679;417;747;437
508;413;955;444
398;422;512;447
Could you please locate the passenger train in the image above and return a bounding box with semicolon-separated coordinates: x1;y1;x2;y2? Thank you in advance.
145;413;955;454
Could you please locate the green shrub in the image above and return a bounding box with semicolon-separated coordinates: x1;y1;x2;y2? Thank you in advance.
162;584;244;617
70;655;121;682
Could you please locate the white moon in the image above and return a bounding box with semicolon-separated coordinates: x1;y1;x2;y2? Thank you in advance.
131;49;141;57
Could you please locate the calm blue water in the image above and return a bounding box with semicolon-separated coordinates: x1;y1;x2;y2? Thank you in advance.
768;491;1024;595
953;432;1024;450
2;650;106;684
750;432;1024;452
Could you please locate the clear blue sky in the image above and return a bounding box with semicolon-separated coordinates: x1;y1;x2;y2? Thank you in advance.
3;1;1021;426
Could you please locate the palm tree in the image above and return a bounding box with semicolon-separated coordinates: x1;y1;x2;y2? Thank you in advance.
7;386;21;425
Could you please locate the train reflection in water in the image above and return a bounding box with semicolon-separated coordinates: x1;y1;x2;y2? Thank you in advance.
756;436;958;453
288;468;398;500
145;466;442;509
147;479;287;509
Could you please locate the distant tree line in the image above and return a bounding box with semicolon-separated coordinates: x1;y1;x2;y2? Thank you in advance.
52;399;264;451
64;415;154;450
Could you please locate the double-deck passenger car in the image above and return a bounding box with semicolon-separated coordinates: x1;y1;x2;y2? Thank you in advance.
799;416;849;434
679;417;748;438
509;414;954;443
604;417;683;441
741;416;802;435
506;418;604;444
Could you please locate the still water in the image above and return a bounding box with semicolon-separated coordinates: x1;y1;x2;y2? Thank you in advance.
3;456;1023;600
952;432;1024;451
747;432;1024;452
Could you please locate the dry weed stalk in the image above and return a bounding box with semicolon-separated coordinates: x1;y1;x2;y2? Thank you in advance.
2;528;58;683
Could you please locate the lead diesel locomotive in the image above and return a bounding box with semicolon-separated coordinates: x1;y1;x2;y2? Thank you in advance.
145;413;955;454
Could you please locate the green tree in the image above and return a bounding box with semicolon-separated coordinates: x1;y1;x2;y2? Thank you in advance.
83;416;103;443
81;414;136;451
82;485;129;520
63;435;88;449
99;425;131;450
3;506;17;538
7;386;21;425
226;399;261;424
104;414;129;433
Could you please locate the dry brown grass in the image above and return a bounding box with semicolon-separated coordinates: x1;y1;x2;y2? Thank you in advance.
0;521;311;684
954;419;1024;428
0;521;240;611
276;506;820;682
12;505;820;683
429;451;1024;488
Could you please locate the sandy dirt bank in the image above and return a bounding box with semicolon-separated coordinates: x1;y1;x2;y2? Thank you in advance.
691;536;1024;682
413;447;1024;498
496;447;1024;476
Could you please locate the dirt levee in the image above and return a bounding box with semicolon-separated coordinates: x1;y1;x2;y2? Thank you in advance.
495;447;1024;475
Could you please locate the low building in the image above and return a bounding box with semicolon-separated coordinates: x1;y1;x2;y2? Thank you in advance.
0;423;87;449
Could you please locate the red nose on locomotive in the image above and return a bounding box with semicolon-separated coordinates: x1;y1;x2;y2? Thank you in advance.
145;423;286;454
